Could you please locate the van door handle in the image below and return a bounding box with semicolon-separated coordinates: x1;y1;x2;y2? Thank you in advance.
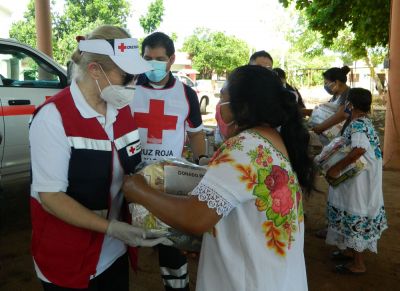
8;100;31;105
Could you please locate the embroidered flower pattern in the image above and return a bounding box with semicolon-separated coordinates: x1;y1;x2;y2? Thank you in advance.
210;131;303;257
243;133;302;256
343;117;382;159
209;136;245;167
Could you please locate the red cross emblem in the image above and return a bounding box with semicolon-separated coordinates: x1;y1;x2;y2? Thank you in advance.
134;99;178;144
118;43;127;52
127;144;139;156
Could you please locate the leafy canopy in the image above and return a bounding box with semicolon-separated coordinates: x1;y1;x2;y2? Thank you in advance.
182;28;250;78
139;0;164;34
279;0;390;59
10;0;131;65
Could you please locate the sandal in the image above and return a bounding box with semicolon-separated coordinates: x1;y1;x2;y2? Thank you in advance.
331;250;353;261
335;264;366;275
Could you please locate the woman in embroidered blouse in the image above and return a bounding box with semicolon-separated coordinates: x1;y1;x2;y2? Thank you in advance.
123;65;315;291
325;88;388;274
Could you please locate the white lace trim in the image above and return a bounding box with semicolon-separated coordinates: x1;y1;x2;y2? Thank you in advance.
326;227;387;253
191;182;234;217
351;132;371;152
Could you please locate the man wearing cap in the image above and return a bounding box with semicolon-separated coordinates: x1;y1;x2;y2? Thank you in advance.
29;25;170;291
131;32;207;291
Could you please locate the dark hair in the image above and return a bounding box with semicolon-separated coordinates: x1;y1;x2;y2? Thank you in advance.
249;50;273;64
348;88;372;113
322;66;351;83
227;65;315;194
272;67;286;79
141;32;175;57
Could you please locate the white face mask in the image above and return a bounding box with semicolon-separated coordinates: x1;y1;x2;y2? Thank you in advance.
95;65;135;109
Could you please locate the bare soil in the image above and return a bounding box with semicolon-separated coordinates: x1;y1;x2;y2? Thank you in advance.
1;109;398;291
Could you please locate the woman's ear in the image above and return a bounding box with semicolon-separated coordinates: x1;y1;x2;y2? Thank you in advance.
87;62;102;80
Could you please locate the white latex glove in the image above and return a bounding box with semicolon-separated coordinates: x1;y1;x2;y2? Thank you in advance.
106;220;173;247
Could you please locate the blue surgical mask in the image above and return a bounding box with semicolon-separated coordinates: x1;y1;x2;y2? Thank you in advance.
344;102;352;116
145;60;168;82
324;82;334;95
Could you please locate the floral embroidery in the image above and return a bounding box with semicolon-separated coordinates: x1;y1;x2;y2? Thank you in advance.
263;221;286;256
209;135;245;167
209;152;234;167
238;143;302;256
208;130;303;256
327;203;388;242
235;164;257;190
343;117;382;159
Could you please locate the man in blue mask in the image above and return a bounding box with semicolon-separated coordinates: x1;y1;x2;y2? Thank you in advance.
130;32;207;291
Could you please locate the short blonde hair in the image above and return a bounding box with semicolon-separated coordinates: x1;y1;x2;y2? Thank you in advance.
71;25;130;79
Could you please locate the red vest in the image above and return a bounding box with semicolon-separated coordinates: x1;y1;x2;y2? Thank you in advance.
30;87;140;288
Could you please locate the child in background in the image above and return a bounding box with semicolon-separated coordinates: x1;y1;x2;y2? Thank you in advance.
325;88;388;274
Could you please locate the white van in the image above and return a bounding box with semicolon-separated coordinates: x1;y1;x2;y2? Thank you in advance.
0;38;68;182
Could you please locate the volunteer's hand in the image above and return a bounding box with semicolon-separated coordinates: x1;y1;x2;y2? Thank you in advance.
106;220;173;247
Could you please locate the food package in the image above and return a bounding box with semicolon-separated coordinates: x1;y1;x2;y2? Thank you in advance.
308;102;339;127
314;137;367;187
129;158;206;251
322;121;346;141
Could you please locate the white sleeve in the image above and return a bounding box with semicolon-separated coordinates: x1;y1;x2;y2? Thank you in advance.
185;122;204;133
30;103;71;193
351;132;371;151
190;142;253;217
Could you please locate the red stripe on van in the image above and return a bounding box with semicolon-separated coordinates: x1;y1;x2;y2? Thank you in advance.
1;105;36;116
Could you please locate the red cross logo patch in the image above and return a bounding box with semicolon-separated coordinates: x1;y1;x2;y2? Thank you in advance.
118;43;127;52
126;143;140;156
134;99;178;144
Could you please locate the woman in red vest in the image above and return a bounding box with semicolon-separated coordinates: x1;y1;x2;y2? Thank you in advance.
29;25;169;291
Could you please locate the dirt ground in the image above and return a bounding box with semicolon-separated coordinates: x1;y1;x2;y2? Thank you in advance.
1;109;399;291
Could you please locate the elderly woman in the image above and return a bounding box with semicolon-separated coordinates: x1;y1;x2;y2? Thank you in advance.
29;25;168;291
326;88;387;274
123;65;315;291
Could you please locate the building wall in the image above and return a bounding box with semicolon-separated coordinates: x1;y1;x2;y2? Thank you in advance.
0;5;12;38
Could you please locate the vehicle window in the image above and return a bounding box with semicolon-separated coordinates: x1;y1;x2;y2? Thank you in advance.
180;76;194;87
0;45;62;88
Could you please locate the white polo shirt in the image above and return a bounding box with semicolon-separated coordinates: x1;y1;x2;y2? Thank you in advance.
30;79;126;282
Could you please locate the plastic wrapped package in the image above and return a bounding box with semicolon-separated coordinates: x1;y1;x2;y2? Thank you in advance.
314;137;367;187
322;121;346;141
129;158;206;251
308;103;339;127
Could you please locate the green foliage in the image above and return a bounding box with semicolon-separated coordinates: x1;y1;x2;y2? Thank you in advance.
282;12;336;86
139;0;164;34
182;28;250;78
279;0;389;92
170;32;178;43
10;0;131;66
279;0;390;55
9;0;37;49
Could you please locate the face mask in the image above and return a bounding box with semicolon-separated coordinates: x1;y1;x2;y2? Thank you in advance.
145;60;168;82
344;102;352;116
215;101;235;140
324;82;334;95
96;65;135;109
